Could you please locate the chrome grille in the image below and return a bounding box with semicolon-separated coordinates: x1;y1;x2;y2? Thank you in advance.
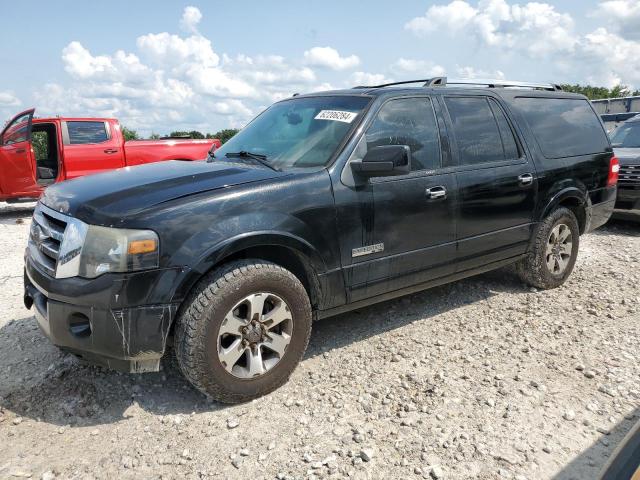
28;205;69;277
619;164;640;188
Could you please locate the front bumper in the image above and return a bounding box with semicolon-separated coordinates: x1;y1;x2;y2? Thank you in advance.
615;187;640;212
24;256;185;373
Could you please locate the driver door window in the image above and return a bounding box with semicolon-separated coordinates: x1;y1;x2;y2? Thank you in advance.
1;112;32;146
365;98;441;171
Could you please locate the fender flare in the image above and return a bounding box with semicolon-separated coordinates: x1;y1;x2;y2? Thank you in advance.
170;230;327;304
200;230;327;273
539;186;592;233
540;187;586;218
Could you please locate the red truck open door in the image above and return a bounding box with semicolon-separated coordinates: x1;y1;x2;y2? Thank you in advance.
0;108;40;201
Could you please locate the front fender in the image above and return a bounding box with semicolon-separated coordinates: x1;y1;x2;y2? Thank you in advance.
196;230;327;275
167;210;330;304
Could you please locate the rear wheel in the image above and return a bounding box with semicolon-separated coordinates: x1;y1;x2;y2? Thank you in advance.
516;207;580;289
174;260;312;403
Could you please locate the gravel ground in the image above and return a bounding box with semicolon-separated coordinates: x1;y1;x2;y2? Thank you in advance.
0;202;638;480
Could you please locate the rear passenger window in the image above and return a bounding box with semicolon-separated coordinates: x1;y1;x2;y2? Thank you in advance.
515;97;609;158
366;97;440;171
444;97;506;165
67;121;109;144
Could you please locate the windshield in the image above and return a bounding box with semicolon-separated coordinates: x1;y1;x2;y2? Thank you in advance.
610;122;640;148
214;95;371;169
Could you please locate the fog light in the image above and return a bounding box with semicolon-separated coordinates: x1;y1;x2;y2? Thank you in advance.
69;313;91;338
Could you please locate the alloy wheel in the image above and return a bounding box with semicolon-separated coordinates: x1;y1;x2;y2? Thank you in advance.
545;223;573;275
217;292;293;379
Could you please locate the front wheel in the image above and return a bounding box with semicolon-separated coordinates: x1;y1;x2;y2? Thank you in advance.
516;207;580;289
174;260;312;403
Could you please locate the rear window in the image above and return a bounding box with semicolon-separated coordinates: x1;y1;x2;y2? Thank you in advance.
67;121;109;144
515;97;609;158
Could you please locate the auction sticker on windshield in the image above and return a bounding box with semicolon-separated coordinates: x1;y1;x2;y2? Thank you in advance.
314;110;358;123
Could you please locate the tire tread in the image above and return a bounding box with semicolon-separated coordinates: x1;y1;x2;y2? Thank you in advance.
174;259;311;403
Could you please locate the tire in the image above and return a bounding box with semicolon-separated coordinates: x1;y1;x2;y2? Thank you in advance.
174;259;312;403
516;207;580;289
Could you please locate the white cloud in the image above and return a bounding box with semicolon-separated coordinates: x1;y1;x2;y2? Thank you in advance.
35;6;332;135
404;0;640;89
455;66;505;79
303;47;360;70
393;58;446;77
0;91;21;107
405;0;577;57
350;72;394;87
62;41;114;79
405;0;477;34
137;33;220;69
185;65;256;98
580;28;640;88
180;6;202;34
596;0;640;40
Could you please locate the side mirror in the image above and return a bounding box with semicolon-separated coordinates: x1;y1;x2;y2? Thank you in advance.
350;145;411;177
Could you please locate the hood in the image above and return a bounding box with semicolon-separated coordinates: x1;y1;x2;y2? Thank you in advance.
614;147;640;165
41;160;285;225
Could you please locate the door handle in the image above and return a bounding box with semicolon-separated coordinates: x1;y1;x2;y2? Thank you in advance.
14;148;26;154
518;173;534;186
426;185;447;200
104;148;118;154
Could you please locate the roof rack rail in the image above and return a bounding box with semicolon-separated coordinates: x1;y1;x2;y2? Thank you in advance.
353;77;446;89
353;76;563;92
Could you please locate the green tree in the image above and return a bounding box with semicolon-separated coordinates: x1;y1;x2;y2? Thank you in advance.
560;84;640;99
169;130;205;139
208;128;239;144
168;131;190;138
121;126;139;141
31;131;48;161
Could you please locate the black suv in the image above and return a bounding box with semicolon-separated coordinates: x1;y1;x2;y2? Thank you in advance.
24;77;618;403
610;114;640;213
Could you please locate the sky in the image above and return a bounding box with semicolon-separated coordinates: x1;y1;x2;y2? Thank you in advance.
1;0;639;136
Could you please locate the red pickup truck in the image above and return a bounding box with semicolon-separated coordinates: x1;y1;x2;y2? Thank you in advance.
0;108;221;202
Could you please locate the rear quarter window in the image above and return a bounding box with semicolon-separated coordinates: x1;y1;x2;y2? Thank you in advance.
515;97;609;158
67;121;109;144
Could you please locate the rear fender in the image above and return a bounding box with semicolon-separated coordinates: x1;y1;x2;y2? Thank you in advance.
537;184;591;236
540;186;588;220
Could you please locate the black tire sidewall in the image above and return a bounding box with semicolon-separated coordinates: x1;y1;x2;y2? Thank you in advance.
194;265;311;400
539;209;580;286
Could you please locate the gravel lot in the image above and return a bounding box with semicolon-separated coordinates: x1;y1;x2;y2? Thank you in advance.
0;202;638;480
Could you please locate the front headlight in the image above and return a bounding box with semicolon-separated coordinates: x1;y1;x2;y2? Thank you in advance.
79;226;159;278
56;222;159;279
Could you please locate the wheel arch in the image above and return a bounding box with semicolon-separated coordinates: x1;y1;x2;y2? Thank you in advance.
540;187;590;234
172;231;326;314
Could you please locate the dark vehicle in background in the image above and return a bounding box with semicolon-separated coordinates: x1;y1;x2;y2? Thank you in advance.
23;77;618;403
610;114;640;215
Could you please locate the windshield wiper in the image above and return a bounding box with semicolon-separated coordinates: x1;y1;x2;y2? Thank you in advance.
225;151;279;171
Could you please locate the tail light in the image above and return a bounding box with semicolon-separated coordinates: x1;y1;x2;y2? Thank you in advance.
607;155;620;186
